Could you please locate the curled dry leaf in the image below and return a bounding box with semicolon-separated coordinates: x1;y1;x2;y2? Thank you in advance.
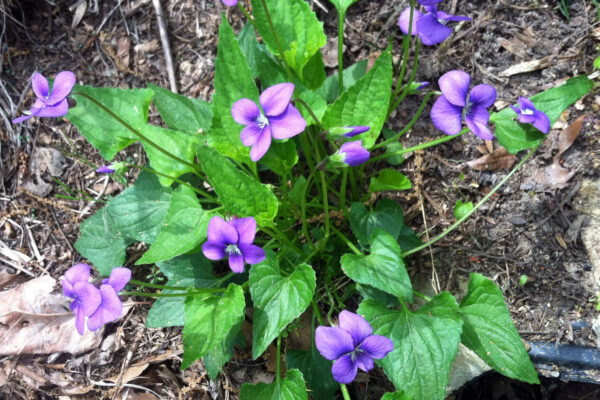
0;276;102;355
465;147;516;171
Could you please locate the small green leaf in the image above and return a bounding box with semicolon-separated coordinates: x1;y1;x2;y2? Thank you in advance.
68;85;153;159
316;59;368;103
490;76;593;153
397;225;422;253
594;56;600;69
349;199;404;246
241;369;308;400
238;23;287;88
369;169;412;193
322;50;393;148
260;140;299;176
251;0;326;80
341;229;412;301
301;52;326;90
182;284;246;370
519;275;528;286
146;253;228;328
356;283;400;308
148;83;212;132
196;146;278;226
74;208;131;276
139;125;198;186
286;347;337;400
327;0;360;15
249;252;316;359
207;16;259;163
105;172;172;244
453;199;474;220
358;293;463;400
460;273;539;384
381;392;414;400
137;185;211;265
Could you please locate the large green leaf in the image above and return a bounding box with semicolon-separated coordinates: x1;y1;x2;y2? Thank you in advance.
238;23;287;88
381;392;414;400
358;293;463;400
206;15;258;163
105;172;172;244
181;283;246;369
260;140;299;176
349;199;404;246
286;348;337;400
322;50;393;148
139;125;198;186
250;0;326;80
148;83;212;132
341;229;412;301
68;85;153;159
74;208;131;276
369;169;412;193
249;252;316;359
491;76;593;153
196;145;278;226
301;51;326;90
315;59;368;103
146;253;227;328
204;320;244;379
137;185;210;265
240;369;308;400
460;273;539;384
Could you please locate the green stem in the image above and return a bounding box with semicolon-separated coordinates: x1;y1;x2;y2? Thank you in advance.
71;91;200;173
262;226;303;254
340;383;352;400
413;289;432;302
331;225;362;256
130;279;187;291
293;97;325;131
311;298;324;325
276;334;282;383
337;10;345;93
122;289;224;298
339;168;349;219
236;3;258;30
301;171;316;248
401;143;541;257
259;0;293;80
395;0;415;90
368;129;466;164
312;130;330;248
388;38;421;117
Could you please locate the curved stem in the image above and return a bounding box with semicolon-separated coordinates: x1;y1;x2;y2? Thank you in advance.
339;168;349;219
395;0;415;90
331;225;362;256
71;91;201;173
311;298;325;325
130;279;188;291
401;143;541;257
293;97;325;131
368;129;466;164
340;383;352;400
337;10;345;93
262;226;303;254
301;171;315;248
237;3;258;30
276;334;282;384
259;0;293;80
122;288;224;298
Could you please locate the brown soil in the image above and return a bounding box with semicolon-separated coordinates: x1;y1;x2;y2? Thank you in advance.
0;0;599;398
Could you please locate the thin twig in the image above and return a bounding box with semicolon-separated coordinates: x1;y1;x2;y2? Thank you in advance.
152;0;177;93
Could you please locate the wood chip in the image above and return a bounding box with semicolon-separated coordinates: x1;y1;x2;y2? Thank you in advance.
500;57;554;77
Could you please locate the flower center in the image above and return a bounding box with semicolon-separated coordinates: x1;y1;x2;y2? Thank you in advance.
522;108;534;115
349;348;363;362
226;244;241;255
256;114;269;129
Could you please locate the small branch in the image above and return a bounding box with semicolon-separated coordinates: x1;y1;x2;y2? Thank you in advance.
152;0;178;93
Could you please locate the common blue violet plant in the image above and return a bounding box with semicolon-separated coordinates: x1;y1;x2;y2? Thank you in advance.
22;0;593;398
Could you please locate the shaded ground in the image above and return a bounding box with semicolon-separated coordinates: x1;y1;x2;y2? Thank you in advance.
0;0;599;398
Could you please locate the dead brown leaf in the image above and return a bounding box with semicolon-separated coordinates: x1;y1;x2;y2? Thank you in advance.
500;57;554;77
117;36;131;69
465;147;516;171
0;276;103;355
498;37;528;59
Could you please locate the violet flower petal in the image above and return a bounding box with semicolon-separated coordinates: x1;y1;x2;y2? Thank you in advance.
315;326;355;360
202;241;227;260
532;110;550;134
518;96;535;110
87;285;123;331
354;352;374;372
468;84;496;108
517;113;536;124
65;263;91;284
465;105;494;140
338;310;372;347
359;335;395;359
249;126;272;161
62;278;75;298
34;98;69;118
340;141;370;167
435;10;471;22
105;267;131;293
12;114;34;124
416;13;452;45
96;165;115;174
238;243;265;265
232;98;261;125
46;71;76;105
398;7;422;36
430;95;463;135
230;217;257;244
228;253;245;273
72;281;102;316
268;104;307;140
331;355;358;384
240;124;264;147
222;0;238;5
260;83;295;117
343;126;370;138
206;216;239;245
31;73;49;99
75;304;86;335
418;0;444;4
439;70;470;107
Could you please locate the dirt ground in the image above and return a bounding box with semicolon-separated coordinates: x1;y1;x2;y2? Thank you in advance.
0;0;599;398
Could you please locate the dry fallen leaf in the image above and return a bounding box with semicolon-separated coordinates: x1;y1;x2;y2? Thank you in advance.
500;57;554;77
0;276;103;355
465;147;516;171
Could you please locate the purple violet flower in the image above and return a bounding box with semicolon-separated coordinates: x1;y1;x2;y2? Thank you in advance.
96;164;115;174
87;267;131;331
61;263;102;335
399;4;470;45
202;216;266;273
339;141;370;166
510;97;550;134
315;311;394;384
430;70;497;140
222;0;237;5
232;83;307;162
342;126;370;138
12;71;76;124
